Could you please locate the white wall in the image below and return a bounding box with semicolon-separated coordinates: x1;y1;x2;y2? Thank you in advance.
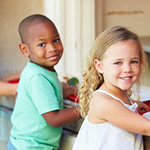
0;0;43;77
1;0;150;85
0;0;95;82
44;0;95;80
95;0;150;37
95;0;150;86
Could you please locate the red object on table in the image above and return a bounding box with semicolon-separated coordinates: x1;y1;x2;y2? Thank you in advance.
8;79;20;84
68;95;79;102
144;100;150;106
139;100;150;115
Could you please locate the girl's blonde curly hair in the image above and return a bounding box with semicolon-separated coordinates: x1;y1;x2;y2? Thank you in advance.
78;26;147;118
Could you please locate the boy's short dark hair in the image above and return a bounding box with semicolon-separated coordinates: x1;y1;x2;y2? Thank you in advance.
18;14;54;43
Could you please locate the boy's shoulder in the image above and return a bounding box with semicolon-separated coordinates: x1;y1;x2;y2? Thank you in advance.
21;62;59;84
23;62;56;75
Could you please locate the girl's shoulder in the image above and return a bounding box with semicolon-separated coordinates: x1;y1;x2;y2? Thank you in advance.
89;89;131;124
88;90;122;123
92;89;125;105
90;91;113;113
92;89;120;103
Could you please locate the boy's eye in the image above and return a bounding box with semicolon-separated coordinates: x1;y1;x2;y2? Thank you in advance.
54;39;60;43
38;43;45;47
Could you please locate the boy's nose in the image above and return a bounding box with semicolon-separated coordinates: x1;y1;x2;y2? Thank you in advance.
47;44;57;52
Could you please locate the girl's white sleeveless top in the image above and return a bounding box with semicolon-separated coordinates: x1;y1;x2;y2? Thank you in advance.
72;89;143;150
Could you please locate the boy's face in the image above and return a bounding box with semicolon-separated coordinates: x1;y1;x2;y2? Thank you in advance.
22;21;63;72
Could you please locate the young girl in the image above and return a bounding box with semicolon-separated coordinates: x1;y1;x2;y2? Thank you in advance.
73;26;150;150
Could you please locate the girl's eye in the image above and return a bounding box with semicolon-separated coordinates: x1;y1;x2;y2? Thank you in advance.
114;62;121;65
38;43;45;47
131;60;139;64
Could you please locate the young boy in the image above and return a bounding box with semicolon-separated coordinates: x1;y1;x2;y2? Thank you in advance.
7;14;81;150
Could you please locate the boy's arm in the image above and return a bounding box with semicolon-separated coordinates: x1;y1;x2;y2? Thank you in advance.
42;106;81;127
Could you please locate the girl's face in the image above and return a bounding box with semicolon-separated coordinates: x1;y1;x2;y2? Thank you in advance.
95;40;140;91
21;21;63;72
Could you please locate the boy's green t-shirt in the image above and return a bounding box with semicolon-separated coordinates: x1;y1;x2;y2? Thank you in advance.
10;62;63;150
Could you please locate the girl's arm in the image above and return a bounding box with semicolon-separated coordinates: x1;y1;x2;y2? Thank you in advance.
89;93;150;136
42;106;81;127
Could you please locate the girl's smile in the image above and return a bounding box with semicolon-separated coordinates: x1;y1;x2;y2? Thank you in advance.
119;75;134;84
95;40;140;91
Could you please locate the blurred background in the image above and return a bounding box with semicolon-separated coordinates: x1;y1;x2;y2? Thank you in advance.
1;0;150;149
1;0;150;85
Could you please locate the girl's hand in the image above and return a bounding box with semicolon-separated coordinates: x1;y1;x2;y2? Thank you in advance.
135;101;150;113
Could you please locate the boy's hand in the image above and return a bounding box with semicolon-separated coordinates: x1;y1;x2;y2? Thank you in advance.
61;82;70;88
61;82;78;99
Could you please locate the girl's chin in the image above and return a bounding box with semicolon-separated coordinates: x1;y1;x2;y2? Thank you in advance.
120;86;132;91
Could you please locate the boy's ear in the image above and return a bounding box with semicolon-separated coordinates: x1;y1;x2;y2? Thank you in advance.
94;59;103;74
19;43;30;57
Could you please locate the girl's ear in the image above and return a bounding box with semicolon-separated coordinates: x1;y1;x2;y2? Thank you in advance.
19;43;30;57
94;59;103;74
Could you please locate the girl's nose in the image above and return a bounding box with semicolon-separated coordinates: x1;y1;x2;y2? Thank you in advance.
123;64;132;73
